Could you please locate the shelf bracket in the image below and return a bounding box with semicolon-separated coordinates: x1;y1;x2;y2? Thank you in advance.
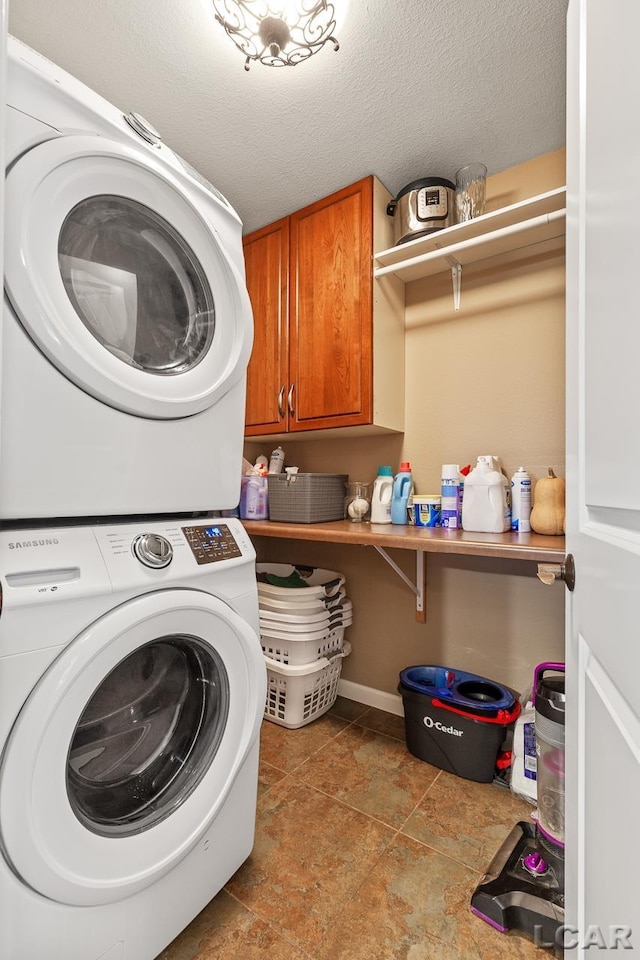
373;546;426;622
446;255;462;311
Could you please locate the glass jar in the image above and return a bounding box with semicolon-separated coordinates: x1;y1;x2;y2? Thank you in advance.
344;481;372;522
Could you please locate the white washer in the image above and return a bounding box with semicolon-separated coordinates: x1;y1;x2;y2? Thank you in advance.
2;37;253;519
0;516;266;960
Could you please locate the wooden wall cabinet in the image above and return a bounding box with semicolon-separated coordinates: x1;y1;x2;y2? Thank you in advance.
243;176;404;440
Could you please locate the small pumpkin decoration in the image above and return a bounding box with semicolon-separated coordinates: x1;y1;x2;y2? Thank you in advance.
530;468;565;536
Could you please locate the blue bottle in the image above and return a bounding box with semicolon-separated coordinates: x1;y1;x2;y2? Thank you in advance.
391;461;414;525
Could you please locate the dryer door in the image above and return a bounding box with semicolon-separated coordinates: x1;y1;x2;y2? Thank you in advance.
0;589;265;906
4;136;252;419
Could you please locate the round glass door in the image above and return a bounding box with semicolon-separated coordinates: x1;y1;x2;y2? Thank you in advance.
4;136;253;419
67;636;229;837
0;590;265;906
58;196;215;376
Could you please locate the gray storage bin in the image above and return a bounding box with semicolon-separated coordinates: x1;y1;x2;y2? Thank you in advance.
267;473;348;523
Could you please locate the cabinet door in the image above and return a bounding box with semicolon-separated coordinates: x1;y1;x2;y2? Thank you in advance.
243;218;289;436
289;177;373;432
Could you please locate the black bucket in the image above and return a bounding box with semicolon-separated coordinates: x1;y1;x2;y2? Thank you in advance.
398;665;520;783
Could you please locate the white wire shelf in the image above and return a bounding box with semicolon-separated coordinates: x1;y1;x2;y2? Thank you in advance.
373;187;566;288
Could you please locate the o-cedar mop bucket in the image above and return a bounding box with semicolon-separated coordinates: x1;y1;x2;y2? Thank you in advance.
398;665;520;783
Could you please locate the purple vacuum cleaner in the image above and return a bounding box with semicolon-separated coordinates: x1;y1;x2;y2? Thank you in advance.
470;662;566;956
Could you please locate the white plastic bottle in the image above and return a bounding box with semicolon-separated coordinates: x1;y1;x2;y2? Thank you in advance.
441;464;461;529
461;456;510;533
370;466;393;524
269;445;285;474
511;698;537;803
491;455;512;530
511;466;532;532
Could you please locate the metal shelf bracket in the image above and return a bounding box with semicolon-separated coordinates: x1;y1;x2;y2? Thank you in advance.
446;255;462;311
373;546;426;622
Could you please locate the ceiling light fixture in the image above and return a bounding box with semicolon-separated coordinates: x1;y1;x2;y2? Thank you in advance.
213;0;339;71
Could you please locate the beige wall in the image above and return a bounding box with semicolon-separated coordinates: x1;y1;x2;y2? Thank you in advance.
246;149;567;699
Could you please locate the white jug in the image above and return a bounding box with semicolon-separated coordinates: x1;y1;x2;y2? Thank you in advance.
461;456;510;533
370;466;393;524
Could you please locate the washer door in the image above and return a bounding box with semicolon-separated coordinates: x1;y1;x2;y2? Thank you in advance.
0;590;265;906
4;136;252;419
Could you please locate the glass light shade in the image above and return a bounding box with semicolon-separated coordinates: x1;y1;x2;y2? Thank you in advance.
213;0;339;70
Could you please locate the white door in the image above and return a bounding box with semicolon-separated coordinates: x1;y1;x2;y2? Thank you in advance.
566;0;640;949
4;135;252;418
0;590;265;906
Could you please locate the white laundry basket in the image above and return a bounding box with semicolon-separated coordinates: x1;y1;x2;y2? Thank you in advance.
261;625;346;666
256;564;345;599
264;642;351;728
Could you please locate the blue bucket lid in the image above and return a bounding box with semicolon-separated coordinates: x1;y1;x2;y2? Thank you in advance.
399;665;515;715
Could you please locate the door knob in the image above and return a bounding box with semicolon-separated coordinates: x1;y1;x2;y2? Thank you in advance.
536;554;575;591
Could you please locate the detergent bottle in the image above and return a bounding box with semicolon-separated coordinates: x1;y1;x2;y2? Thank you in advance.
461;455;510;532
391;462;413;525
370;466;393;524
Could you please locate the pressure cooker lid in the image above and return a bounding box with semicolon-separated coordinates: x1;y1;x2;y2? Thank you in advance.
392;177;455;203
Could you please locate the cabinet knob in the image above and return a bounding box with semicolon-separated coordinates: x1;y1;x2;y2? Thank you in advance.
287;383;295;417
277;385;285;418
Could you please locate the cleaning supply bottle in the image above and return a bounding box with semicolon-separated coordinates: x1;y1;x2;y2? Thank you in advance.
441;464;461;529
391;462;413;525
239;474;269;519
254;454;269;476
493;456;512;530
370;466;394;524
461;456;510;532
269;445;285;474
511;695;537;804
459;464;471;526
510;466;532;532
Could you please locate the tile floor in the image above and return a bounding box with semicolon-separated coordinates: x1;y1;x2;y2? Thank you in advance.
157;698;545;960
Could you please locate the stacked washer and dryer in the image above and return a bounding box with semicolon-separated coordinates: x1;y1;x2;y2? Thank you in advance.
0;38;266;960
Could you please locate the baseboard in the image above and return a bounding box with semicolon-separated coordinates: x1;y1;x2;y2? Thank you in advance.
337;679;404;717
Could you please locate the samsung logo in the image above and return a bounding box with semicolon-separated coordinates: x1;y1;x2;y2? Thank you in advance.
8;538;60;549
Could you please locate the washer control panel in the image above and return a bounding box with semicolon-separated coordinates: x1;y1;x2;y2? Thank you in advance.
181;523;242;565
132;533;173;568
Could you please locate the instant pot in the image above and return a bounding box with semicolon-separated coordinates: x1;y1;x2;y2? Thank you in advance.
386;177;456;244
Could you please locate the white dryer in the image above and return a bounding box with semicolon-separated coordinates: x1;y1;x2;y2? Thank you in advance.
2;37;253;519
0;516;266;960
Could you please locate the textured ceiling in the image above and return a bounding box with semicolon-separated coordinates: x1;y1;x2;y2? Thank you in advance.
8;0;568;234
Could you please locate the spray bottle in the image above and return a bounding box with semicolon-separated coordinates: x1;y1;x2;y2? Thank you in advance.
511;466;532;532
441;464;461;529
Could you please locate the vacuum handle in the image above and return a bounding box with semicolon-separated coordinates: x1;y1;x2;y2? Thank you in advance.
532;661;565;706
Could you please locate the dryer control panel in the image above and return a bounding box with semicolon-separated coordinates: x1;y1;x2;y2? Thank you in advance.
181;523;242;565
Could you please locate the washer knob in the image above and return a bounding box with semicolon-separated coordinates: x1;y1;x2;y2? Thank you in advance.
124;112;162;146
133;533;173;568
